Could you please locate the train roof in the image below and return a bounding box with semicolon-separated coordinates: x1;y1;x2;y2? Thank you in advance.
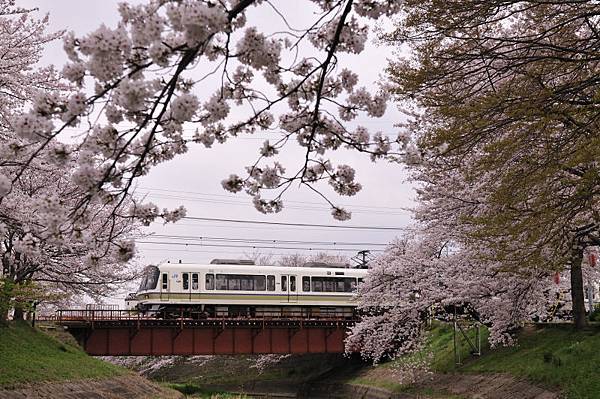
154;262;369;275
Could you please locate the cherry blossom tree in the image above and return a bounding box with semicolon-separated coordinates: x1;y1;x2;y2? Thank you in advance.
1;0;410;238
347;230;595;363
0;1;63;130
0;2;143;320
383;0;600;329
0;151;143;320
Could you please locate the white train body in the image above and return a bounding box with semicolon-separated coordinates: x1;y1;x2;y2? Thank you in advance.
127;262;368;318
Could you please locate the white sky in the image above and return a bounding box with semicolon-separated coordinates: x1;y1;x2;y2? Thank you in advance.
21;0;416;272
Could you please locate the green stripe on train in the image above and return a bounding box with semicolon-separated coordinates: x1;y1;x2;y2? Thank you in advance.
137;293;354;302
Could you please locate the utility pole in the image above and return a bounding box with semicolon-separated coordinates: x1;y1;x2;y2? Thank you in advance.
352;250;371;269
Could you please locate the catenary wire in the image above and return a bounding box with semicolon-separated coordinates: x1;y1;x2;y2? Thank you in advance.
180;216;406;230
147;234;389;246
139;186;411;212
137;241;383;252
148;221;399;233
140;192;408;216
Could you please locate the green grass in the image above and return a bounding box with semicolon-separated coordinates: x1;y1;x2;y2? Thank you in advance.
349;376;405;393
166;382;246;398
351;322;600;399
424;322;489;372
459;324;600;399
0;321;125;387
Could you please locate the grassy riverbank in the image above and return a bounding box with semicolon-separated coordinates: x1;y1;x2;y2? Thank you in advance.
0;321;124;387
459;324;600;398
351;322;600;398
165;383;246;398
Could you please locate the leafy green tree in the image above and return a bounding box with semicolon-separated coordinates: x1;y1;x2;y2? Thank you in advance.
385;0;600;328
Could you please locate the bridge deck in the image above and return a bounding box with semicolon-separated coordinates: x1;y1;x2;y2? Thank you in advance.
49;309;358;356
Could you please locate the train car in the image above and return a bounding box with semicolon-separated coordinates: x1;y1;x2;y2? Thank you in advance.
126;259;368;319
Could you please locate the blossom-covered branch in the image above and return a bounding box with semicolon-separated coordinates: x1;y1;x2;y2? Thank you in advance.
2;0;411;228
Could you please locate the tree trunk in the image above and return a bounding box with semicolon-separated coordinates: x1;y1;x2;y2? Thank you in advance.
570;246;588;330
13;305;24;321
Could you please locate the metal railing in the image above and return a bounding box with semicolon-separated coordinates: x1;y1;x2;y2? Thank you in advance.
54;308;358;323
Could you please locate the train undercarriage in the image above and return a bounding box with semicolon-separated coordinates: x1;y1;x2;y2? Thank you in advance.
137;303;357;319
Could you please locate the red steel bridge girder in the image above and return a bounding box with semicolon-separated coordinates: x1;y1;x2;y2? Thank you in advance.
53;310;356;355
70;326;348;356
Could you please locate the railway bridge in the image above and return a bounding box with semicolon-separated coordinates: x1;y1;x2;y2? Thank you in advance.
53;310;356;356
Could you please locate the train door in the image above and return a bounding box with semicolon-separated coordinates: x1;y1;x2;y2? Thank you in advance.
288;275;298;303
191;273;199;302
160;272;169;301
182;272;191;301
281;275;298;303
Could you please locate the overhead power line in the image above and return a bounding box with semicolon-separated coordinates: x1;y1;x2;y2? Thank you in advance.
148;234;389;247
138;186;411;212
180;216;406;231
137;241;382;252
149;221;398;233
141;247;356;256
142;192;408;216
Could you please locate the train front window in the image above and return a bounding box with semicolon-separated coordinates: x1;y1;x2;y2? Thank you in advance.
281;276;287;291
206;273;215;290
302;276;310;291
290;276;296;292
182;273;189;290
137;265;160;292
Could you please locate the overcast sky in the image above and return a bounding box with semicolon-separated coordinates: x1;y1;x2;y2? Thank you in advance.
21;0;416;270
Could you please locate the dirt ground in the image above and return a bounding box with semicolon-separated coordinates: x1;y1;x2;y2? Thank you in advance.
349;366;561;399
416;373;559;399
0;374;183;399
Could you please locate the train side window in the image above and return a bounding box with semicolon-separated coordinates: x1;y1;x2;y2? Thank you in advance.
348;278;357;292
325;279;335;292
302;276;310;291
192;273;199;290
240;275;252;290
281;276;287;291
267;275;275;291
290;276;296;292
216;274;227;290
310;276;357;292
183;273;189;290
214;274;266;291
206;273;215;290
228;276;241;290
255;275;266;291
161;273;168;290
312;278;323;292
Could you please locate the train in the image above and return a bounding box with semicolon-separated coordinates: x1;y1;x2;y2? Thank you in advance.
126;259;369;318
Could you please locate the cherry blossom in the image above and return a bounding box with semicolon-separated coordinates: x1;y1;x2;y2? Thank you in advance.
348;233;597;363
0;0;411;227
